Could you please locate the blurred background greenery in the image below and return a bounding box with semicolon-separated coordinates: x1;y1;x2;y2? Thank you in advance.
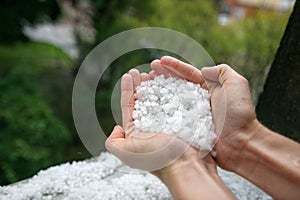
0;0;292;185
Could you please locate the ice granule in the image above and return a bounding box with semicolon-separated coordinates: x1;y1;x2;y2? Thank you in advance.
0;152;271;200
0;152;170;200
132;75;216;151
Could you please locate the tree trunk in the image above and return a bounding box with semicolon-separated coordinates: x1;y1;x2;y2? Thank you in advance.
256;0;300;142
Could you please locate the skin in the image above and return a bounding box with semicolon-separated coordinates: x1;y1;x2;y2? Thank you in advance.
106;55;300;199
152;56;300;199
105;68;235;200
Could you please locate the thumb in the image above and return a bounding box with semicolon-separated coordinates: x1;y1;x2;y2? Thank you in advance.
105;125;125;152
201;64;238;91
201;66;220;91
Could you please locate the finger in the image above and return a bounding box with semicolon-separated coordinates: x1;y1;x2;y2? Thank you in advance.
201;64;240;91
201;66;220;83
149;70;156;79
151;59;182;79
128;69;141;90
105;125;125;153
125;121;135;135
121;74;135;126
217;64;245;85
160;56;205;85
140;73;150;82
201;81;208;90
151;60;172;78
201;66;220;91
107;125;125;140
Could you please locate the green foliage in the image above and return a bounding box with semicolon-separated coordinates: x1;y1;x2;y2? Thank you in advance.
0;42;72;73
207;11;289;76
0;0;60;43
0;42;73;185
88;0;289;132
91;0;289;80
92;0;216;42
206;11;289;103
0;73;71;184
0;0;292;185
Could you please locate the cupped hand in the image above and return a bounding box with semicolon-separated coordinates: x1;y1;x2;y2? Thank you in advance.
105;69;214;173
151;56;257;171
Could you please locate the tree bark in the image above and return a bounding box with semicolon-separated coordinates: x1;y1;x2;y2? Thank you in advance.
256;0;300;142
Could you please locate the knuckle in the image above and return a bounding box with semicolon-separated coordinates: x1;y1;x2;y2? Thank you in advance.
238;75;249;85
217;63;231;69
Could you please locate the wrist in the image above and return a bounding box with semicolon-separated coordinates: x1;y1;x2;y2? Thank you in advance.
222;119;270;174
153;147;216;183
220;120;300;199
153;147;236;200
217;119;266;172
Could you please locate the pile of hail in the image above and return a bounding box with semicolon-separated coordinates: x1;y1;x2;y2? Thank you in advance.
132;75;216;151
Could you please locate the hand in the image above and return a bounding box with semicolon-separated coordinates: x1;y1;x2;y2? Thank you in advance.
152;56;300;199
151;56;257;171
105;69;207;173
105;68;236;200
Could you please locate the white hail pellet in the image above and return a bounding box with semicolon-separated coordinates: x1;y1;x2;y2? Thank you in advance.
132;75;216;151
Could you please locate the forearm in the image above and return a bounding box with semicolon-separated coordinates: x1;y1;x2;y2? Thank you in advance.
228;120;300;199
163;165;235;200
155;151;236;200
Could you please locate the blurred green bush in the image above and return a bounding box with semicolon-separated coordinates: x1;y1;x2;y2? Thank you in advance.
88;0;290;132
0;42;73;185
0;0;60;43
0;0;291;185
